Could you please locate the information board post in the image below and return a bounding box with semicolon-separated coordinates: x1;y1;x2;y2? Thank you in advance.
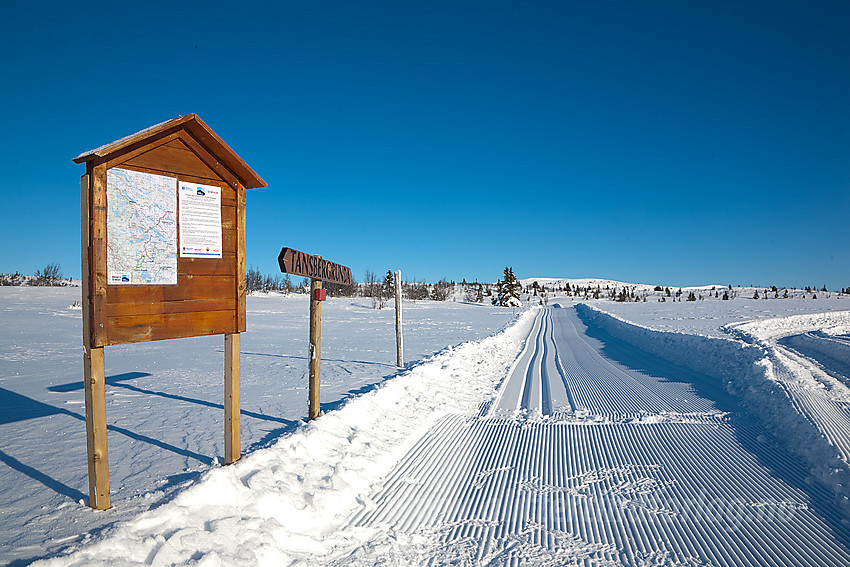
224;333;241;464
309;278;323;420
83;345;110;509
81;171;110;509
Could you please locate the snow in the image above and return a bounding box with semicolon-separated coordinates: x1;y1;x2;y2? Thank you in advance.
34;311;532;566
5;284;850;565
326;306;850;564
572;290;849;338
576;297;850;518
74;118;178;161
0;287;521;565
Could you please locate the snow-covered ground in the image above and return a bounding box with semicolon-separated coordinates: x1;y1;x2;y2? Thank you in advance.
564;290;849;338
0;287;519;565
575;295;850;518
4;283;850;565
346;307;850;565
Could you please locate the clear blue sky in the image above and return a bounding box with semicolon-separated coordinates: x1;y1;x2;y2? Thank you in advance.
1;1;848;289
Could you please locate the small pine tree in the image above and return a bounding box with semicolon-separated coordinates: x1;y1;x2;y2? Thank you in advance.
493;267;522;307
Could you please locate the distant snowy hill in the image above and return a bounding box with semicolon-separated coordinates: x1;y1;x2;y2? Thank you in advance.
518;277;838;300
520;277;726;291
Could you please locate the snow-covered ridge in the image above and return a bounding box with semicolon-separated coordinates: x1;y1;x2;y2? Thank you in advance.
575;303;850;516
36;309;537;566
521;277;661;291
520;277;726;291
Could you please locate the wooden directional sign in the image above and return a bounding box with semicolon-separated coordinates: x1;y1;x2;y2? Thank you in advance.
278;247;352;421
278;247;352;285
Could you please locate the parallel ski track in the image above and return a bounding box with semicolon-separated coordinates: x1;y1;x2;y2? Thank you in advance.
771;343;850;463
780;331;850;388
345;307;850;565
492;307;716;420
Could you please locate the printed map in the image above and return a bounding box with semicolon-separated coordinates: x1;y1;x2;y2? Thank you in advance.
106;168;178;285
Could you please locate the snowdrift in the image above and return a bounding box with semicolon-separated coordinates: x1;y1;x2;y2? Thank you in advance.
575;303;850;516
730;311;850;343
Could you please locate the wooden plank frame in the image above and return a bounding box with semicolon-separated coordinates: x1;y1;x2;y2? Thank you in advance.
79;121;260;347
76;115;265;509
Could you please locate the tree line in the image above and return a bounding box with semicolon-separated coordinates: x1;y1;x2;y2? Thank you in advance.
1;263;74;286
246;266;527;309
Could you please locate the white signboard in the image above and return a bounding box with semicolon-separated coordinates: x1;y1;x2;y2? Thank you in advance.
179;182;223;258
106;168;178;285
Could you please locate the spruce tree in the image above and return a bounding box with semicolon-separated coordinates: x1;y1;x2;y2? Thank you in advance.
493;267;522;306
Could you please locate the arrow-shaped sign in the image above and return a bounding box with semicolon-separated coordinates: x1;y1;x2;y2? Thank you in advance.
278;247;352;286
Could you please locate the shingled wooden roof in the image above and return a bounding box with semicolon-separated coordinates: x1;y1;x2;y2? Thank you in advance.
73;114;266;189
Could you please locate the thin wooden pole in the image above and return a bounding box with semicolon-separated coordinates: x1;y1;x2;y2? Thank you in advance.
395;270;403;368
308;278;323;420
84;345;110;510
224;332;241;464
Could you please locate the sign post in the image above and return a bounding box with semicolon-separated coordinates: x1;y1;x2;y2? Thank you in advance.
278;247;351;420
395;269;403;368
309;278;323;420
75;115;266;509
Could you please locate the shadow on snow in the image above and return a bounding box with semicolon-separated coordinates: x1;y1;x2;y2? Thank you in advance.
573;306;850;552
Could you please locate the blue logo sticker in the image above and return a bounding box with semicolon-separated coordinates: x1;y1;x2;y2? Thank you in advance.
196;188;205;196
121;275;130;282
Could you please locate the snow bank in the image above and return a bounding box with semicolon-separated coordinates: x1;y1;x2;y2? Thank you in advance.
575;303;850;516
36;310;536;566
729;311;850;343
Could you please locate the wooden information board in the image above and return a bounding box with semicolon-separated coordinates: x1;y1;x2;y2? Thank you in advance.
74;114;266;509
76;114;266;347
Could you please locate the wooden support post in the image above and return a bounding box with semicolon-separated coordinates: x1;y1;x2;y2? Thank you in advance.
395;269;403;368
84;345;110;510
308;278;323;420
224;333;241;464
82;171;111;510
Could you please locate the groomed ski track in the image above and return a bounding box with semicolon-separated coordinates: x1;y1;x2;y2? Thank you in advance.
342;306;850;566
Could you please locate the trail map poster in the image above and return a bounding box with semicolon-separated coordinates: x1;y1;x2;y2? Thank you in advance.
178;182;222;258
106;168;178;285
